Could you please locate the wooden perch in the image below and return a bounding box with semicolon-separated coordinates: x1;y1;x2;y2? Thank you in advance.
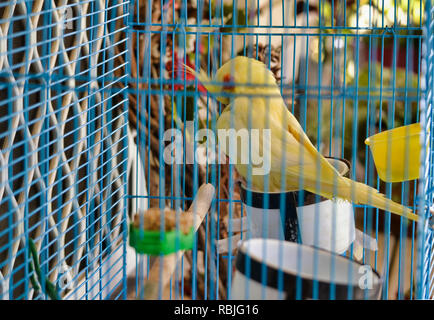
142;183;215;300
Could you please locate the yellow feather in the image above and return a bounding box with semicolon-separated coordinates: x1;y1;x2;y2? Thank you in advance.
213;57;417;222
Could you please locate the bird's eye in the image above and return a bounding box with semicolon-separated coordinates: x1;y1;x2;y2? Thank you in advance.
223;74;234;90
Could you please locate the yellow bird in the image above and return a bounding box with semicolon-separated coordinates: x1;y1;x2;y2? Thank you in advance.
184;56;418;221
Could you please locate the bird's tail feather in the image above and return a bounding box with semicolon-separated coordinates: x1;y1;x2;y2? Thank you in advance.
303;176;418;222
340;177;417;221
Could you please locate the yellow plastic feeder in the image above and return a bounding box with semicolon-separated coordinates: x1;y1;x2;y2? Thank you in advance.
364;123;422;183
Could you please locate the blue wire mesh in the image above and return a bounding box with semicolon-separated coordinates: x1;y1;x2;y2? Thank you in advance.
418;0;434;299
126;0;433;300
0;0;129;299
2;0;432;301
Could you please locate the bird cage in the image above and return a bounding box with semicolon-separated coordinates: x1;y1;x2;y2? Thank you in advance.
127;0;433;300
0;0;129;299
1;0;433;301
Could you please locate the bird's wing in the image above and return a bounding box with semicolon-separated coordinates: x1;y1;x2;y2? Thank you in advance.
216;97;343;182
267;113;341;183
279;101;344;178
216;97;316;170
283;106;341;172
216;97;349;193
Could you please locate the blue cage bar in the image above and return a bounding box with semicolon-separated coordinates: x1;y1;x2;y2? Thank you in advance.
0;0;129;299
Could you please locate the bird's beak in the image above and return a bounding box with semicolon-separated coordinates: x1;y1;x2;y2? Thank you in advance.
182;64;214;92
215;96;230;106
182;64;230;106
220;105;231;115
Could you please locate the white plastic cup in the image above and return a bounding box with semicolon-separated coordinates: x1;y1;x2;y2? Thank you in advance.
230;239;382;300
238;183;299;242
238;157;356;255
296;199;355;254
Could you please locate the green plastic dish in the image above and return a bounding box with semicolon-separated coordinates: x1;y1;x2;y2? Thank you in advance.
129;223;194;255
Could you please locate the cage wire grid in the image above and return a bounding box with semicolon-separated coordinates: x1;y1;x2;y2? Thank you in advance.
0;0;433;301
0;0;129;299
419;0;434;298
127;0;434;300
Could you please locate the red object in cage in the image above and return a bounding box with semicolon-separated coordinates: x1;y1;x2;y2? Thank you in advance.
166;50;207;93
